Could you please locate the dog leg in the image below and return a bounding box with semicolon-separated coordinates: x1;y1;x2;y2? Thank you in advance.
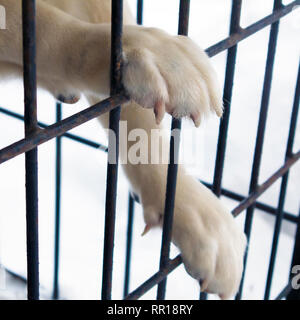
87;94;247;299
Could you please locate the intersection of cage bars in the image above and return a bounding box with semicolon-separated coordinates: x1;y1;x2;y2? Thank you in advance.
0;0;299;300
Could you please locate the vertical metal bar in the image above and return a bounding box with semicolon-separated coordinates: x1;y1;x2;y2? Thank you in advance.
53;103;62;300
264;62;300;300
101;0;123;300
156;0;190;300
200;0;242;301
22;0;39;300
287;208;300;300
137;0;143;25
212;0;242;197
236;0;282;300
123;194;135;298
123;1;143;298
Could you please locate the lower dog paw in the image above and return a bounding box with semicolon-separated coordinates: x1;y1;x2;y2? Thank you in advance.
141;172;246;299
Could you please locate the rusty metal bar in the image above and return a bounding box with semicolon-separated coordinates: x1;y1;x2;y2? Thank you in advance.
22;0;39;300
0;106;108;152
156;0;190;300
0;94;127;165
232;151;300;217
101;0;124;300
206;1;299;57
125;255;183;300
202;180;298;224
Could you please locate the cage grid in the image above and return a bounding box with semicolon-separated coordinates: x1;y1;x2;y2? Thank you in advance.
0;0;299;300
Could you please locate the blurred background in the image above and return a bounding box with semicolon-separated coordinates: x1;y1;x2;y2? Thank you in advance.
0;0;299;300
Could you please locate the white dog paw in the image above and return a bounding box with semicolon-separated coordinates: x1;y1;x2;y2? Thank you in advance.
122;26;223;126
141;174;246;299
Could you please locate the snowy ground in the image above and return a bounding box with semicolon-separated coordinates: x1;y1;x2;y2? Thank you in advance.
0;0;299;300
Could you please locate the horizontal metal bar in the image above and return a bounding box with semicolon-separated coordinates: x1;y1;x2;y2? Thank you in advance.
206;1;299;57
124;255;183;300
0;107;108;151
232;151;300;217
0;94;128;164
201;181;298;223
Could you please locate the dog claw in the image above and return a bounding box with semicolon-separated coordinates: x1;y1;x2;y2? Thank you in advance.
154;100;166;125
141;224;151;237
191;111;201;128
199;279;209;292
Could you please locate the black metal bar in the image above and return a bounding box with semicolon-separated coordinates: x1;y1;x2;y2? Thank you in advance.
101;0;123;300
52;103;62;300
123;194;135;298
137;0;143;25
236;0;282;300
206;1;299;58
0;107;108;152
200;0;242;301
125;255;183;300
264;61;300;300
122;0;143;298
212;0;242;197
0;95;127;165
156;0;189;300
201;181;298;223
232;151;300;217
22;0;39;300
287;209;300;300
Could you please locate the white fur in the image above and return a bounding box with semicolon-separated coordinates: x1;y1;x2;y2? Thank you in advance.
0;0;246;299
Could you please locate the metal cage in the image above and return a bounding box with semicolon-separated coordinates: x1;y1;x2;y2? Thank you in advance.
0;0;299;300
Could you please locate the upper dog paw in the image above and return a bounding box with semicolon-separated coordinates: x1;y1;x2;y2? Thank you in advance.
122;26;223;127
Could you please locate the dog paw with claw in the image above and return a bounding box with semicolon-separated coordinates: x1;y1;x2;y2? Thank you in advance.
122;26;223;127
140;171;247;299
